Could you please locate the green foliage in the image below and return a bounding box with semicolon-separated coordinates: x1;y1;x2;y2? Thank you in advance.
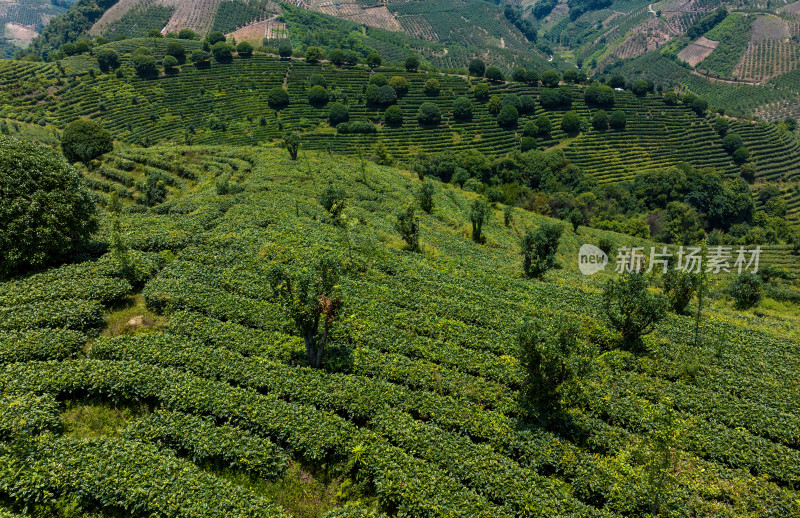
541;69;560;88
609;110;626;130
404;55;420;72
469;199;489;244
383;105;403;126
395;204;420;252
162;55;179;70
305;46;322;63
211;41;232;62
268;256;341;368
452;96;473;121
62;119;113;164
122;409;288;479
631;79;649;96
207;31;226;45
179;29;198;40
320;184;346;220
236;41;253;57
143;171;167;206
602;271;667;349
662;269;698;315
190;49;211;65
419;181;434;213
714;118;730;136
540;87;572;109
417;102;441;125
423;78;441;96
536;115;552;135
132;49;157;77
283;132;300;161
485;66;504;82
366;52;382;68
584;84;614;107
308;85;329;106
487;95;502;114
468;59;485;77
389;76;409;96
0;136;97;278
497;105;519;128
473;82;490;101
518;318;594;415
592;109;609;130
96;48;119;72
561;111;581;134
375;85;397;107
278;42;293;58
268;87;290;110
328;102;350;126
521;222;563;278
728;273;762;309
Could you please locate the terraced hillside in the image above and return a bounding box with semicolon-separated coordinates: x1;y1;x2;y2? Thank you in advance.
0;143;799;516
2;45;799;188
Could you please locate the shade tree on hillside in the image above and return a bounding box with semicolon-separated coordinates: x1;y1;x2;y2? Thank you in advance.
584;84;614;107
236;41;253;57
190;49;211;67
497;105;519;128
268;256;342;368
468;58;486;77
521;222;563;278
384;105;403;125
603;271;667;349
0;135;98;278
473;82;490;102
267;87;290;110
369;73;388;86
328;103;349;126
367;52;381;68
404;55;420;72
278;42;293;59
417;103;441;125
305;46;322;63
561;111;581;134
663;268;698;315
592;110;609;130
61;119;113;164
307;85;328;106
283;132;300;160
211;42;232;63
540;87;572;109
419;181;434;213
470;200;489;243
541;69;560;88
609;110;626;130
163;55;179;73
96;48;119;72
423;79;441;96
486;66;505;82
133;48;157;78
452;97;473;121
396;204;420;252
389;76;409;96
728;273;762;309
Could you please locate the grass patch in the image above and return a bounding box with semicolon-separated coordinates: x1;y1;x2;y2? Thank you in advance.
62;399;150;439
104;294;167;337
221;461;375;518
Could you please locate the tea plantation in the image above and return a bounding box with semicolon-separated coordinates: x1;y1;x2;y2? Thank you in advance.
0;141;799;516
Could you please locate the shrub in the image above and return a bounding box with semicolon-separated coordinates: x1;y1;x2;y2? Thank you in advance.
62;119;113;164
714;118;730;136
525;68;540;85
567;209;583;232
369;73;388;86
486;66;504;82
423;78;441;96
376;85;397;106
0;136;98;278
522;120;538;137
722;133;743;153
405;55;420;72
396;205;420;252
190;49;211;65
473;82;490;101
521;222;562;278
732;146;750;164
384;105;403;125
268;257;340;368
541;69;560;88
328;49;344;66
497;105;519;128
502;93;521;112
365;84;380;105
419;181;434;213
165;41;185;58
592;109;609;130
307;85;328;106
417;102;441;125
663;91;678;105
561;111;581;134
609;74;626;88
512;67;527;82
337;122;377;134
162;55;179;71
540;87;571;109
536;115;552;135
468;58;486;77
389;76;409;95
178;29;198;39
366;52;382;68
236;41;253;57
728;273;762;309
519;318;593;414
96;48;119;72
452;97;473;121
609;110;626;129
267;87;289;109
470;200;489;243
662;269;698;315
519;95;535;114
328;103;349;126
211;42;232;62
487;96;502;114
207;31;225;45
283;132;300;160
305;46;322;63
133;52;157;78
278;42;292;58
584;84;614;106
319;185;346;219
602;271;667;349
691;97;708;115
631;79;649;96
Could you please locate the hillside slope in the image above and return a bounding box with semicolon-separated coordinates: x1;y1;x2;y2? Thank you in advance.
0;144;799;516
